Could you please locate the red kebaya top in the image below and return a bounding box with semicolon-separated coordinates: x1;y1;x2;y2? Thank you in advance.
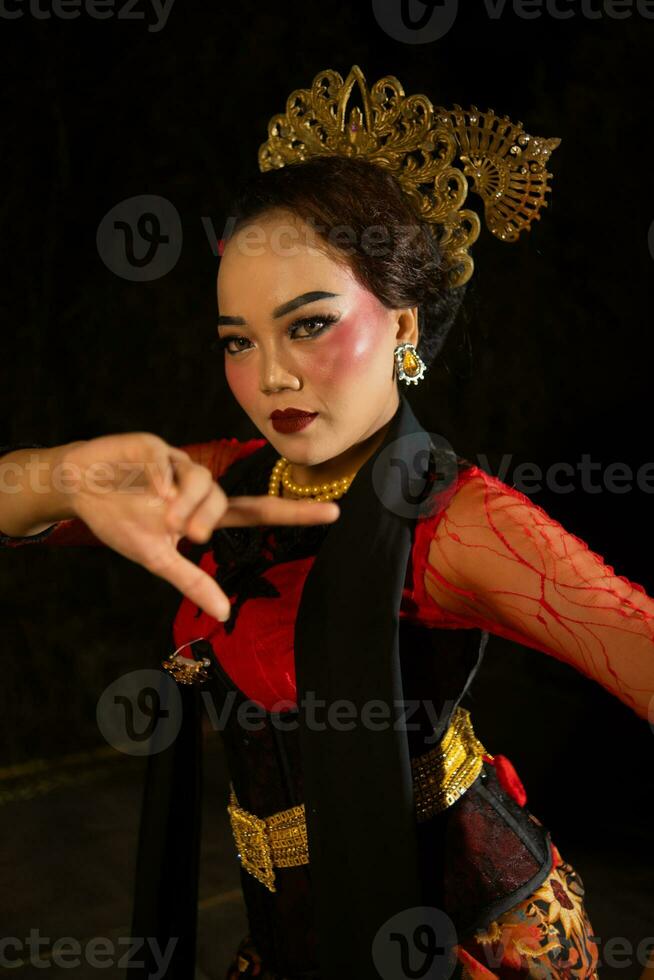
3;436;652;723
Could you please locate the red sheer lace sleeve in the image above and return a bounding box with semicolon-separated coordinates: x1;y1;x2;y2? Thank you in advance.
415;464;654;722
0;436;266;548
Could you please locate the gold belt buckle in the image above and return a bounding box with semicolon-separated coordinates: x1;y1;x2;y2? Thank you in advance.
227;785;277;892
226;707;492;891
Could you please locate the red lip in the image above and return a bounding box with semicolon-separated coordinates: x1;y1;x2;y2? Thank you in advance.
270;408;318;419
270;411;319;433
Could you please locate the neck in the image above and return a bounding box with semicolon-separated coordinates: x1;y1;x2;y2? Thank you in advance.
284;395;400;490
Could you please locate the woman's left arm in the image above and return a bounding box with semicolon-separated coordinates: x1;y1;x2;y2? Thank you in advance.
417;465;654;722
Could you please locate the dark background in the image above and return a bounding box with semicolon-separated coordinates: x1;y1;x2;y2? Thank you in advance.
0;3;652;977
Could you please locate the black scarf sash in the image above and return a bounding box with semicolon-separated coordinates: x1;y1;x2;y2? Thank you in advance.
293;392;453;977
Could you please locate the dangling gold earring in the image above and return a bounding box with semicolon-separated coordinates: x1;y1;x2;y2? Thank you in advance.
393;342;427;386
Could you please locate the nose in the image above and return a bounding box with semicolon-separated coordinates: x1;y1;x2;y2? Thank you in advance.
259;348;301;394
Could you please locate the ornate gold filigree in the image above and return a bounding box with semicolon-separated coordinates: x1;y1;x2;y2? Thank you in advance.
258;65;561;287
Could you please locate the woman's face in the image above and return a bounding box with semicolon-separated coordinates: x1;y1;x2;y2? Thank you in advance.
216;208;419;467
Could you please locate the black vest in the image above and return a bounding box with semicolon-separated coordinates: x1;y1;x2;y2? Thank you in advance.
129;393;553;979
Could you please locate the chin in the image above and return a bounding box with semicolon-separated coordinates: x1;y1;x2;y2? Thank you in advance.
277;442;332;467
275;445;315;464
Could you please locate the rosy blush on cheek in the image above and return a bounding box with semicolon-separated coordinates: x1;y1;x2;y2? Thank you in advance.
307;305;386;384
224;360;259;411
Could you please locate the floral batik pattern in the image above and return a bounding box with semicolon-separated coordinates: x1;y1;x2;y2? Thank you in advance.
224;845;599;980
454;844;600;979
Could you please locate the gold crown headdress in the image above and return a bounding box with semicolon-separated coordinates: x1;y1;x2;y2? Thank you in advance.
258;65;561;288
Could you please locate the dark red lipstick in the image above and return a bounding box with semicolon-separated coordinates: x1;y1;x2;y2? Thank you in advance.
270;408;319;433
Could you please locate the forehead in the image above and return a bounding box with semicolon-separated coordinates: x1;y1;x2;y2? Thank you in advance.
217;210;356;305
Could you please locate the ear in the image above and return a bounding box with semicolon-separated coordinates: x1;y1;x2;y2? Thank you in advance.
394;306;419;349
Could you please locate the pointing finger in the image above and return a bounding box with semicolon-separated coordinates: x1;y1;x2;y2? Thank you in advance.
216;495;341;528
145;544;232;621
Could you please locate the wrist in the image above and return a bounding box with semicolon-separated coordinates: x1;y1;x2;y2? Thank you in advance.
0;441;87;535
52;440;88;519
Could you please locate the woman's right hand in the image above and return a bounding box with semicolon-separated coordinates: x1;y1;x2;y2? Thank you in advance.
61;432;340;622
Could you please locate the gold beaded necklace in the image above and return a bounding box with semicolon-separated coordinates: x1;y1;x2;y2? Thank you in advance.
268;456;356;502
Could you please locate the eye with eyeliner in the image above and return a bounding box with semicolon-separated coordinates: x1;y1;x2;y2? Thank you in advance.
216;312;339;355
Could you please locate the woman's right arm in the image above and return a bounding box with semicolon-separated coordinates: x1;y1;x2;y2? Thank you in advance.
0;435;267;547
0;432;339;621
0;441;88;542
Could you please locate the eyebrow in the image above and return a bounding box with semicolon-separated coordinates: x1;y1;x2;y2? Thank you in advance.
217;291;340;328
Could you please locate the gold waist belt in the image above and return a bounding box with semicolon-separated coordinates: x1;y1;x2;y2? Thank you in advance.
227;706;491;893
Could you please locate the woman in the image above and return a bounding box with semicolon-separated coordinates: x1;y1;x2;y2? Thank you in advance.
2;68;653;980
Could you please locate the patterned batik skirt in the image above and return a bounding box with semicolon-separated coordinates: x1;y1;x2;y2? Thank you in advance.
224;843;600;980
